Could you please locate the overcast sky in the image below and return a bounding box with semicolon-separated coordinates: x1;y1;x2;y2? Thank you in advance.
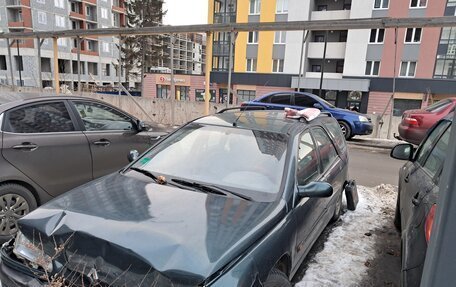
163;0;208;25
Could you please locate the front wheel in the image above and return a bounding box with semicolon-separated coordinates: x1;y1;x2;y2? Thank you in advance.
264;268;291;287
338;121;352;140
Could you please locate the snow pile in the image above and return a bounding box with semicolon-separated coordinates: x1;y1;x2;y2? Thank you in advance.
296;184;397;287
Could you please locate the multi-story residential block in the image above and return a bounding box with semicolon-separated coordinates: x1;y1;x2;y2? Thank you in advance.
0;0;126;90
207;0;456;115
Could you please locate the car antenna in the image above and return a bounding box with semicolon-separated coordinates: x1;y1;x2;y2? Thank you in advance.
233;105;248;127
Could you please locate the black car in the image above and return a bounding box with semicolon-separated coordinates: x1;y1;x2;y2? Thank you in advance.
0;109;351;287
391;115;452;287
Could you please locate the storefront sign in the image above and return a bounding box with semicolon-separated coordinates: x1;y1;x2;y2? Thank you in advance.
158;76;186;84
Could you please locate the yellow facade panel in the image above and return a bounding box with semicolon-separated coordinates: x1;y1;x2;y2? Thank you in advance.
257;0;276;73
234;0;249;72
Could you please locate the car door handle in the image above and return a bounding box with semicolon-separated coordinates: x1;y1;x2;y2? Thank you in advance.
404;174;410;183
412;192;421;206
12;143;38;151
93;139;111;147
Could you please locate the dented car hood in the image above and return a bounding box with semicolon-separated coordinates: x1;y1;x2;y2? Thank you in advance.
17;172;286;285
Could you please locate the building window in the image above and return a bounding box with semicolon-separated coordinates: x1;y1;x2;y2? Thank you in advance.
276;0;288;13
369;29;385;43
249;0;261;15
248;31;258;44
274;31;286;44
237;90;256;102
57;38;67;46
272;59;284;73
54;0;64;8
400;61;417;77
410;0;427;8
336;61;344;73
312;65;321;72
314;34;325;42
102;42;110;53
374;0;389;9
176;86;190;101
0;56;7;70
55;15;65;28
37;11;47;24
405;28;422;43
317;5;327;11
246;58;257;72
101;8;108;19
37;0;45;4
156;85;170;99
365;61;380;76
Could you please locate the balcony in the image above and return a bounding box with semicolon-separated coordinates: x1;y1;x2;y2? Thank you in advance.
311;10;350;21
69;11;86;20
307;42;346;59
305;72;343;79
5;0;26;7
213;12;236;24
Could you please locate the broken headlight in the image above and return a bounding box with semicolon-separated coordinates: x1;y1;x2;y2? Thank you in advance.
13;231;53;272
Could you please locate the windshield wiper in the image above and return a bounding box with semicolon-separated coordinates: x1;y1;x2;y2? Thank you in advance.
171;179;252;201
129;167;185;189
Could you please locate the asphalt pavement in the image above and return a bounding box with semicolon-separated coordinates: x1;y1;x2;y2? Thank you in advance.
348;145;405;187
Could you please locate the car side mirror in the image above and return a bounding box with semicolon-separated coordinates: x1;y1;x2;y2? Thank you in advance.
298;182;333;199
390;144;414;161
313;103;323;110
128;150;140;163
137;120;150;132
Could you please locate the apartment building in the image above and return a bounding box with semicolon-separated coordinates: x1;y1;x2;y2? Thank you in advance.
0;0;126;90
208;0;456;114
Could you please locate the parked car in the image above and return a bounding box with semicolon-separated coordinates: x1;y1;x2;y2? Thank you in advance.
0;109;352;287
242;91;373;139
391;114;452;287
0;94;168;240
398;98;456;145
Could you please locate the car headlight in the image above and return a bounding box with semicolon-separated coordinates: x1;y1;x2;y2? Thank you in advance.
358;116;369;122
13;232;53;272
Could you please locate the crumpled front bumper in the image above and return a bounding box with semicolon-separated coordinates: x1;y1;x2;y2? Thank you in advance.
0;241;45;287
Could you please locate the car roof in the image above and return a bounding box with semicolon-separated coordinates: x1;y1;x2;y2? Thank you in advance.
194;110;331;134
0;93;109;114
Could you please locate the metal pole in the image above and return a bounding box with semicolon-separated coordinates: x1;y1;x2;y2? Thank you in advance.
387;27;398;139
226;31;234;108
77;36;81;94
6;39;16;91
204;31;213;115
140;36;145;96
297;30;309;92
118;35;122;96
16;40;22;87
421;112;456;287
37;37;43;91
170;34;175;125
53;37;60;94
319;30;328;98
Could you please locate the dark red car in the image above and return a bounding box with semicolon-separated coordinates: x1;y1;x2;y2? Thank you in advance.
398;98;456;145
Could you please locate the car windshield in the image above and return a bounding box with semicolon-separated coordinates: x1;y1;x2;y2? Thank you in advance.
132;124;288;199
425;99;452;112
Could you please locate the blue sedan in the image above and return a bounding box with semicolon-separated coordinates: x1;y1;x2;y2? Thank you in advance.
243;91;373;139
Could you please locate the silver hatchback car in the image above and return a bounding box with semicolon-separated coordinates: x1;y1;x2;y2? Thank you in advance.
0;94;168;240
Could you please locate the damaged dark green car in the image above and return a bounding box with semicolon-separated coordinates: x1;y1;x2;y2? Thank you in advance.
0;109;352;286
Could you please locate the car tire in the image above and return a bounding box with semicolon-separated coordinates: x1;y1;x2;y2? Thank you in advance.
331;191;343;222
264;268;291;287
338;121;352;140
394;195;401;232
0;184;37;242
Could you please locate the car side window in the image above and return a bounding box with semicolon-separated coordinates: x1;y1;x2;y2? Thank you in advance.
297;132;320;185
73;101;135;131
270;94;291;105
3;102;75;133
324;120;347;154
294;95;318;107
312;127;339;172
259;96;271;103
416;121;451;166
423;125;451;180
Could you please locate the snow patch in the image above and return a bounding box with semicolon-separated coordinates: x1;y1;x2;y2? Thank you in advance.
296;185;397;287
